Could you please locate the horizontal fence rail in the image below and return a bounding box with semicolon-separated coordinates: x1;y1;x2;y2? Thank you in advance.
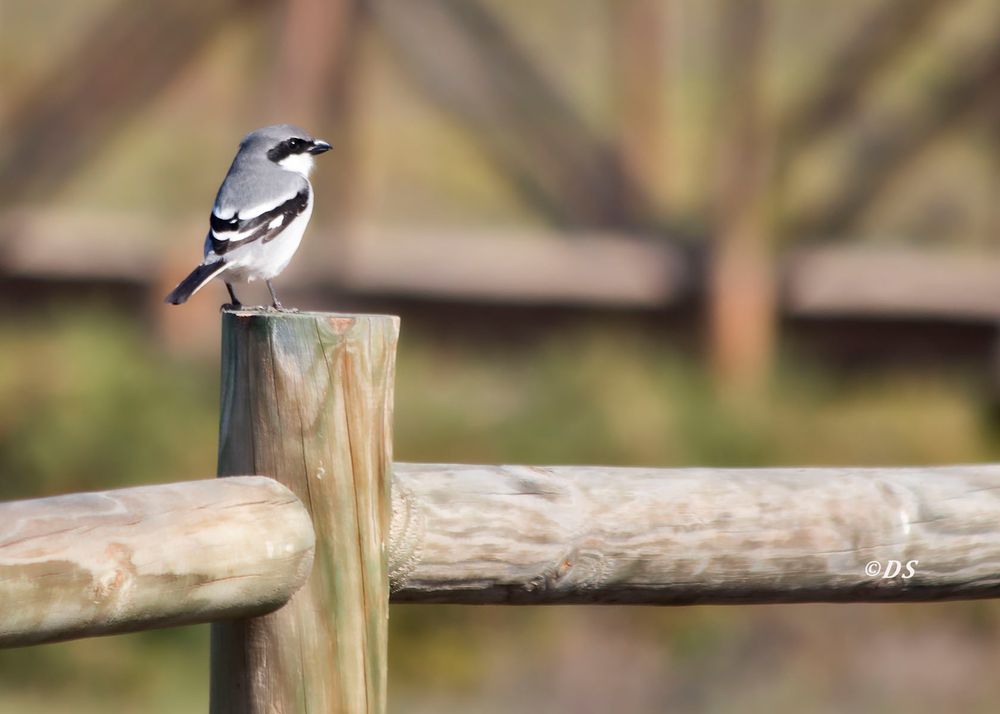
7;462;1000;650
0;477;314;648
388;463;1000;604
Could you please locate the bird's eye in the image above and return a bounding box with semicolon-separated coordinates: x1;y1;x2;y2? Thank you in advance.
288;138;304;150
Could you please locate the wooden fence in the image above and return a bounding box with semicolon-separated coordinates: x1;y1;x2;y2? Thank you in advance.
3;310;1000;712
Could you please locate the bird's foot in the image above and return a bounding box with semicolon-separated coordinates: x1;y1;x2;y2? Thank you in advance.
266;303;299;313
220;302;243;312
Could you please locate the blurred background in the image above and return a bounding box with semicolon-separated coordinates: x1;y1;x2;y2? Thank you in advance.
3;0;1000;711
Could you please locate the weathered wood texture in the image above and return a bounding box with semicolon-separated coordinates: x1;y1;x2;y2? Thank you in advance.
389;463;1000;604
212;310;398;714
0;477;314;648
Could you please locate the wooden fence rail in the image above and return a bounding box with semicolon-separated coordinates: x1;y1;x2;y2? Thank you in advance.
0;476;314;648
6;461;998;650
389;463;1000;604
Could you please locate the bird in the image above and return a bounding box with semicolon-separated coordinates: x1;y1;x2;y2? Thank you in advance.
165;124;331;310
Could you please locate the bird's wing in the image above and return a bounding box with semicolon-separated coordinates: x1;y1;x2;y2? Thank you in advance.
208;187;310;256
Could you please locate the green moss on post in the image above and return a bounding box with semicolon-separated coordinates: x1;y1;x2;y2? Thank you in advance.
211;310;399;714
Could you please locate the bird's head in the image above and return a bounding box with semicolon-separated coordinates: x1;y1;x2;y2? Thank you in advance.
242;124;331;177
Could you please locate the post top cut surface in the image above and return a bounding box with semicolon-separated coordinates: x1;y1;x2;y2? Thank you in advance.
221;307;400;323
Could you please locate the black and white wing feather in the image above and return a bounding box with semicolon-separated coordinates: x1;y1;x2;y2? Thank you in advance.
208;188;310;256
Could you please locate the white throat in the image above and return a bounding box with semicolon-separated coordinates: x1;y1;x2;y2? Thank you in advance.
277;152;314;177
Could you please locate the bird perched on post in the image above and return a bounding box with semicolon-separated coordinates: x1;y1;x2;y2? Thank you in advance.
165;124;331;310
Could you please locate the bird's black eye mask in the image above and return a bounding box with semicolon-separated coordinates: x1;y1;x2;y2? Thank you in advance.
267;137;309;162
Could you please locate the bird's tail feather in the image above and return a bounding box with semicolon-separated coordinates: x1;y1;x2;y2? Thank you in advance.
165;260;227;305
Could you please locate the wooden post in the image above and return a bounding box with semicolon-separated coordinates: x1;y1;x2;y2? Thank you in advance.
709;0;775;394
611;0;669;221
211;310;399;714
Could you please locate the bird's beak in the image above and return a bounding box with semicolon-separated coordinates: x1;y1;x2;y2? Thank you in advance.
308;140;332;155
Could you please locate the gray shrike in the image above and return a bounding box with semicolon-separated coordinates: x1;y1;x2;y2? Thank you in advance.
165;124;331;309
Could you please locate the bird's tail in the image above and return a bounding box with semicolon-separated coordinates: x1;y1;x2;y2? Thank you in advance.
165;260;227;305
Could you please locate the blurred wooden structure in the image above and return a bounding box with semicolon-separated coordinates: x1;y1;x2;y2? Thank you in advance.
5;310;1000;714
709;0;775;391
3;0;1000;380
8;209;1000;320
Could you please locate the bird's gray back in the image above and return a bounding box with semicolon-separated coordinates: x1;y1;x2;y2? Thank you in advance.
213;142;308;218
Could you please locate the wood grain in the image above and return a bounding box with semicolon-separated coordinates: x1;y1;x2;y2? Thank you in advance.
212;309;398;714
0;476;314;648
389;463;1000;604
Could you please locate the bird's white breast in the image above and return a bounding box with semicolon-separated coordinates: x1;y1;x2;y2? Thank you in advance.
222;195;314;283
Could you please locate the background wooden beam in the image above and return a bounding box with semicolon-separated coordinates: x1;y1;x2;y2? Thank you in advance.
708;0;775;391
778;0;951;153
370;0;646;228
0;0;261;207
787;38;1000;239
